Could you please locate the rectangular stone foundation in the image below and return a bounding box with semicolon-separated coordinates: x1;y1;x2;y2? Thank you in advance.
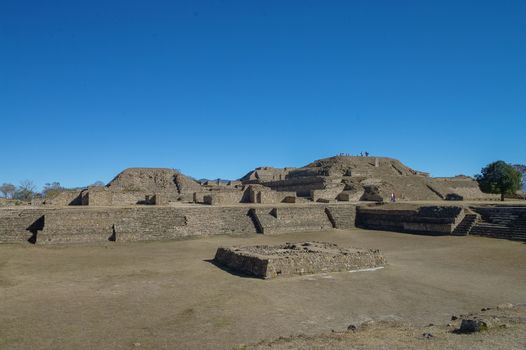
213;241;386;279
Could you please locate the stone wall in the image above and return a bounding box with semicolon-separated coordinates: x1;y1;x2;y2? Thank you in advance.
337;190;364;202
247;185;296;204
250;205;354;234
240;167;292;182
356;205;464;235
43;191;82;206
40;207;256;243
85;188;113;206
311;184;345;202
6;203;523;245
110;191;150;206
86;187;167;206
0;203;358;244
257;177;327;197
251;207;328;234
203;191;246;205
0;206;260;244
0;209;47;243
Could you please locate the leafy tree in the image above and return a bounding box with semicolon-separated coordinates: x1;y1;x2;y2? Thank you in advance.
0;183;16;198
475;161;522;201
13;180;37;201
42;182;64;198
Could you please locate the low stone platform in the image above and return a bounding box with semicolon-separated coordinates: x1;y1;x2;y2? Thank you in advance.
213;241;386;279
0;204;357;244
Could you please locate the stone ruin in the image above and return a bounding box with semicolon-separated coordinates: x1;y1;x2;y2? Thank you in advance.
213;241;386;279
37;155;499;207
240;156;498;203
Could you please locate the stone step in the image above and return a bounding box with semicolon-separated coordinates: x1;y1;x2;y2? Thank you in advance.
474;222;508;227
470;225;512;236
471;225;510;231
452;214;478;236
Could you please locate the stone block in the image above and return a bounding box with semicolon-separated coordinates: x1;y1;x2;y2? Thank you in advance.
214;241;386;279
203;191;244;205
153;194;168;206
282;196;296;203
311;183;345;202
87;188;113;206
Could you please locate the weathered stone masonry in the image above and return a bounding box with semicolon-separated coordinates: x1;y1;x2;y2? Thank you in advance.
355;205;465;235
2;203;524;245
214;241;386;279
0;204;357;244
354;204;526;240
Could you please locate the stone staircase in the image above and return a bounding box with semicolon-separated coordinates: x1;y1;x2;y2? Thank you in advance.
470;207;526;242
452;213;478;236
325;205;356;229
247;208;264;233
510;215;526;241
253;207;333;234
470;222;513;239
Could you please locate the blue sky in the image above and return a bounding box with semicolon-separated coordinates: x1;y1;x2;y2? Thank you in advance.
1;0;525;190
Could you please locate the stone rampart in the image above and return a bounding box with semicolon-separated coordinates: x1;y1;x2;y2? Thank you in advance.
251;205;356;234
0;209;47;243
356;205;464;235
0;206;260;244
252;207;332;234
0;204;357;244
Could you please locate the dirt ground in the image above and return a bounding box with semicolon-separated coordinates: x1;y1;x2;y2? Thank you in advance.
1;229;525;350
247;304;526;349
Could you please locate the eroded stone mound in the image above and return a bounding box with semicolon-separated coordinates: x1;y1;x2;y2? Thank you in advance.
107;168;201;195
214;241;386;279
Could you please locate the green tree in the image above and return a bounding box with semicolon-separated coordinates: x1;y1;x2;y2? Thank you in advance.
0;183;16;198
475;161;522;201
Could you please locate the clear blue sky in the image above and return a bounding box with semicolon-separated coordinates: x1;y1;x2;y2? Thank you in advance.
1;0;525;190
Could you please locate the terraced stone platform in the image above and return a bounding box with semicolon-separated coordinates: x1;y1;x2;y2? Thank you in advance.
470;206;526;241
213;241;386;279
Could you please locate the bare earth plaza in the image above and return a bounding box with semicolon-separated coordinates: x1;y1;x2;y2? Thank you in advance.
2;1;525;349
1;155;525;349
